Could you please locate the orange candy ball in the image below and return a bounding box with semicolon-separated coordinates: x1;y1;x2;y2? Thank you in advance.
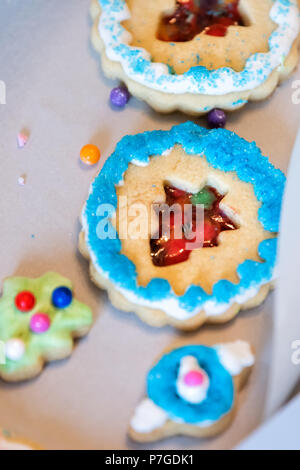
80;144;101;165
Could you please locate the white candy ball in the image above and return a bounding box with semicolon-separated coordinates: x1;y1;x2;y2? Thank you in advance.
5;339;25;361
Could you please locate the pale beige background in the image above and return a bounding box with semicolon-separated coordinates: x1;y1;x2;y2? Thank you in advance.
0;0;299;450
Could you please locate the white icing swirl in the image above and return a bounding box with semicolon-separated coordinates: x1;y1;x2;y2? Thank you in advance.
216;340;255;375
130;398;168;433
176;356;210;404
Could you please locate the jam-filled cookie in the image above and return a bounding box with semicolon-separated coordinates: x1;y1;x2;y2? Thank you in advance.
129;340;254;441
90;0;300;114
80;122;285;330
0;272;93;382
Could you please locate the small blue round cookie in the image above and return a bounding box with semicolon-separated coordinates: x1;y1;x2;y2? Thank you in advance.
129;340;254;441
147;345;234;424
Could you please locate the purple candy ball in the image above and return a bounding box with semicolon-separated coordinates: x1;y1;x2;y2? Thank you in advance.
207;108;226;129
110;86;130;108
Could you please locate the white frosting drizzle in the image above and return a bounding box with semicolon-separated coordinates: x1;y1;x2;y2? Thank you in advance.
98;0;300;96
130;398;216;433
176;356;210;404
216;340;255;375
105;270;262;319
130;398;168;433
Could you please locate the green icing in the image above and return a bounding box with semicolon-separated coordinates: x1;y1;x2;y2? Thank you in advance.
0;272;93;378
191;188;216;208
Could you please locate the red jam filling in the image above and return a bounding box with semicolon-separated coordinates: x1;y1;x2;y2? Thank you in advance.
150;184;237;267
157;0;243;42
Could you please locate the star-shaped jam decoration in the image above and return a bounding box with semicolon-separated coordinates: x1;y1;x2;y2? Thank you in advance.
150;184;238;267
157;0;244;42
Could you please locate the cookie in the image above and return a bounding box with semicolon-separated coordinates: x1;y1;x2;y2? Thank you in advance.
129;340;254;441
80;122;285;330
0;272;93;382
90;0;300;114
0;429;40;450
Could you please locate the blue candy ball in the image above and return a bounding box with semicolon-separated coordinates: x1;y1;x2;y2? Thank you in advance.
52;286;73;309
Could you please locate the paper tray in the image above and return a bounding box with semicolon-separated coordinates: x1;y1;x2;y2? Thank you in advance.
0;0;299;449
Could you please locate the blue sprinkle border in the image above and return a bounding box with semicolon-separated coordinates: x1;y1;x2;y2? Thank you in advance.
83;122;285;314
97;0;299;98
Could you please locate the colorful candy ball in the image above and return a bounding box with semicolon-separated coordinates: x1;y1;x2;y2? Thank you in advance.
30;313;51;334
110;86;130;108
5;338;25;361
52;286;73;309
184;370;205;387
15;291;35;312
80;144;101;165
207;108;227;128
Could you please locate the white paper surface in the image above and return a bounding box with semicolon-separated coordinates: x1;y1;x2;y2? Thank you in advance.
265;129;300;418
237;394;300;450
0;0;300;449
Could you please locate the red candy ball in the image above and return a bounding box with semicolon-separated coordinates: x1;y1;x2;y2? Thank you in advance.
15;291;35;312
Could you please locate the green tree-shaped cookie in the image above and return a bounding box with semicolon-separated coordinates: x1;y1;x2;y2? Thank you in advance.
0;272;93;382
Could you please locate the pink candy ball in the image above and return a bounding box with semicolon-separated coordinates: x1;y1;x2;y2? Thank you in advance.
30;313;51;334
183;370;204;387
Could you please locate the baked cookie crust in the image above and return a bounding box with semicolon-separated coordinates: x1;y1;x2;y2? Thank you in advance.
79;230;273;330
115;145;273;296
90;0;300;114
80;123;283;330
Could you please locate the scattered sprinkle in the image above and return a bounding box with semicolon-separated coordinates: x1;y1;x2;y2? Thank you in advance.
17;132;29;148
18;174;26;185
207;108;226;129
110;86;130;108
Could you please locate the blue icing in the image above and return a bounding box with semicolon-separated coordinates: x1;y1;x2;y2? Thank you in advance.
178;285;210;312
83;122;285;313
147;345;234;423
97;0;299;105
139;278;172;301
232;99;248;106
